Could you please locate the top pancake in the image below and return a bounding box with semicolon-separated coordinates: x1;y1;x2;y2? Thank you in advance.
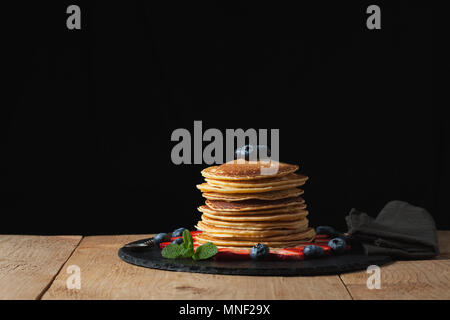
201;160;298;181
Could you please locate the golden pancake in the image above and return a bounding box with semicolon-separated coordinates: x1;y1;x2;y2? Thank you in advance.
196;217;309;236
201;188;303;201
200;208;309;222
197;219;309;237
201;160;298;181
200;229;309;241
198;204;307;216
197;181;305;194
205;196;304;212
201;214;307;230
195;228;316;248
205;173;308;188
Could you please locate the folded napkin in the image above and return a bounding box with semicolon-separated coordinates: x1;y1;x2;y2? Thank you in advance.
345;200;439;259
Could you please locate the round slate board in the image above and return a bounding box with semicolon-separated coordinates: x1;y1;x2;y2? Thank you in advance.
118;238;392;276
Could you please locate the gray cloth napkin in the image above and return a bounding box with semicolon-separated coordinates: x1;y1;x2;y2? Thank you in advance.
345;200;439;259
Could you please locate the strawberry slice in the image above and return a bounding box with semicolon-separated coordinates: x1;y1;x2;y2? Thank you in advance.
269;248;305;261
159;242;171;249
215;247;250;261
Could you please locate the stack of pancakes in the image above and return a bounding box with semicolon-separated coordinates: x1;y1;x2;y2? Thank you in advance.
195;160;315;248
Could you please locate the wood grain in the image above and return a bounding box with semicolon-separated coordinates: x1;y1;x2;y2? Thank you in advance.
42;235;351;300
340;259;450;300
0;235;82;300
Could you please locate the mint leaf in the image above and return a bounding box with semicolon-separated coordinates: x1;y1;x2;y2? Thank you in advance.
178;229;194;258
161;243;183;259
182;229;193;250
180;246;194;258
192;242;218;260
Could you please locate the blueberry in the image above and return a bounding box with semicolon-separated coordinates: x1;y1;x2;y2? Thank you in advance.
234;145;254;160
303;245;325;258
153;233;169;245
328;237;347;254
315;226;339;237
234;145;271;161
172;228;186;238
171;237;184;245
250;243;270;260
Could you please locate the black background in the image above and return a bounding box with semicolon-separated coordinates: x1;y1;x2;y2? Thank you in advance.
2;1;445;235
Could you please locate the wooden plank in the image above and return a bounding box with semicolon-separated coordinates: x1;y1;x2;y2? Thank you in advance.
0;235;82;300
340;259;450;300
43;235;351;300
438;231;450;259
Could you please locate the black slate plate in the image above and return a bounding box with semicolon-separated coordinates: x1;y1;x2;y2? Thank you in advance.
118;238;392;276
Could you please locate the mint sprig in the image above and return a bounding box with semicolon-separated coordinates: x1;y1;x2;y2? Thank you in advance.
161;230;218;260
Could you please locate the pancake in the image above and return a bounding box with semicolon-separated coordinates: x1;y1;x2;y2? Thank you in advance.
200;208;309;222
196;181;305;194
196;220;309;239
198;204;307;216
205;173;308;188
201;160;299;181
201;188;303;201
201;214;307;230
195;228;316;248
205;196;304;212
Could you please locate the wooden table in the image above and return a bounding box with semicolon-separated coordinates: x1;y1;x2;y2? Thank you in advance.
0;232;448;300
